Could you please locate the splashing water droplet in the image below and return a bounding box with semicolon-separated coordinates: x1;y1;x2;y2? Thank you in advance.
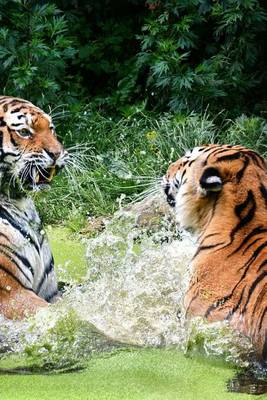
0;194;256;372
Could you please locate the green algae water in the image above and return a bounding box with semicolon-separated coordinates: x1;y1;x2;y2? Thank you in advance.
0;199;265;399
0;349;262;400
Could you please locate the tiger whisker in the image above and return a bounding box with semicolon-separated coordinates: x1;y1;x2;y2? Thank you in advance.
131;185;162;203
48;103;68;115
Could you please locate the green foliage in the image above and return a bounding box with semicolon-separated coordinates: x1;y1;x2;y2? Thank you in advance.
55;0;146;112
136;0;267;114
0;0;77;107
0;1;267;114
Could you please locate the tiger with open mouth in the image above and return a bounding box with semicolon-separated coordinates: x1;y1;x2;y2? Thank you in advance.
0;95;68;319
163;144;267;362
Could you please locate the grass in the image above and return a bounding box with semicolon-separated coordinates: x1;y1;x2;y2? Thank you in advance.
35;109;267;225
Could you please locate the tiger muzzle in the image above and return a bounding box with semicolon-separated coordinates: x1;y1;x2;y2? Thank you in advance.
163;183;176;207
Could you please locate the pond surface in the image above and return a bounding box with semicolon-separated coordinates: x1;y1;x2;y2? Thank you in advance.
0;347;261;400
0;225;266;399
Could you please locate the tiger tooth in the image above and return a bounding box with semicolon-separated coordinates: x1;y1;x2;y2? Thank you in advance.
47;167;56;182
35;173;40;183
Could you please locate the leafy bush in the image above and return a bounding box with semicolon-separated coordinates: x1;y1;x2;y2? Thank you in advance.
136;0;267;114
55;0;146;112
0;1;267;115
0;1;77;107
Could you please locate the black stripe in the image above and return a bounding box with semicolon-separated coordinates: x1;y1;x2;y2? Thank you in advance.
242;237;264;255
205;293;233;318
0;232;10;241
0;265;31;290
194;242;225;258
203;146;217;153
203;147;229;165
260;184;267;208
10;135;18;148
226;286;246;319
0;117;6;127
228;226;267;257
0;248;32;283
230;190;256;240
9;99;28;106
0;99;12;105
180;169;186;182
236;157;249;182
241;241;267;272
250;283;267;320
10;106;24;113
258;307;267;335
2;151;19;158
257;260;267;272
0;206;39;253
173;178;179;188
0;243;34;275
205;242;267;318
246;151;265;170
241;271;267;313
36;257;55;294
10;123;23;127
217;152;241;162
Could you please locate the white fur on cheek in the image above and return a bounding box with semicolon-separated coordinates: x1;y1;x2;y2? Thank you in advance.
173;184;199;232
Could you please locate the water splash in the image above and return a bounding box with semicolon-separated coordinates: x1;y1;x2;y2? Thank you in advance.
0;194;255;371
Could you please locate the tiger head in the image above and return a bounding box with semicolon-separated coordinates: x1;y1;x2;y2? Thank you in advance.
0;96;68;192
162;144;267;233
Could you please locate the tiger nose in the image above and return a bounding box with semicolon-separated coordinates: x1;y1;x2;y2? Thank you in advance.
163;181;176;207
45;149;61;161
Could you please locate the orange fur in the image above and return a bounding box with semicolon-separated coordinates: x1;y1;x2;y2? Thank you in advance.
0;95;67;319
164;144;267;359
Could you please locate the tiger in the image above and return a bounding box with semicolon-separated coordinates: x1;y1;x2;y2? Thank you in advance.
0;95;68;319
162;144;267;362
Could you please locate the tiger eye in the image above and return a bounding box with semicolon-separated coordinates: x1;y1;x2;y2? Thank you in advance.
18;129;32;138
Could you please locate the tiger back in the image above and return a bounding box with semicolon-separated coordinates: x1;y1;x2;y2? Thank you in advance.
163;144;267;360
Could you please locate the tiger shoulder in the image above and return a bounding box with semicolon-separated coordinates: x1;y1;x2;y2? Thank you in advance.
163;144;267;362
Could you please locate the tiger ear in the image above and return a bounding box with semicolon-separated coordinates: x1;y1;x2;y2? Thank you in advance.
199;167;222;193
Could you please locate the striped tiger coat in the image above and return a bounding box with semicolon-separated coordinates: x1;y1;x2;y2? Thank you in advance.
163;144;267;360
0;95;68;319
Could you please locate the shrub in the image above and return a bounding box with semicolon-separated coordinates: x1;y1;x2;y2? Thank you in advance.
135;0;267;115
0;1;77;107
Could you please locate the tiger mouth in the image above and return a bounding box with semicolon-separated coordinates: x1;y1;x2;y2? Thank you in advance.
163;182;176;207
34;167;56;184
22;166;58;189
